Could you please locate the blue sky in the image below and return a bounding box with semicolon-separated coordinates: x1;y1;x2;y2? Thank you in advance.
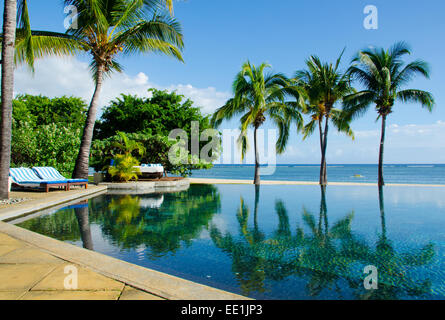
3;0;445;163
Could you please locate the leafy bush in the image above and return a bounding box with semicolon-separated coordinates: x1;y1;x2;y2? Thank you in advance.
91;132;214;177
108;154;141;182
105;132;145;182
92;89;218;177
11;121;82;177
11;94;87;177
94;89;212;140
13;94;87;129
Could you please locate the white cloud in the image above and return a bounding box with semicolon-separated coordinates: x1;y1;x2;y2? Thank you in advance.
276;121;445;164
13;57;230;117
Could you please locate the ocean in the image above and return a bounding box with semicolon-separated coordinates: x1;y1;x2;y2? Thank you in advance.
189;164;445;185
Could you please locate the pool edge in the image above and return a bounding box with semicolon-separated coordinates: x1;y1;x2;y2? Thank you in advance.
0;186;108;222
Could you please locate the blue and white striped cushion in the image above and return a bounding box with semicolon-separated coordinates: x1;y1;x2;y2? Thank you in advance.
10;167;42;183
33;167;87;183
33;167;65;181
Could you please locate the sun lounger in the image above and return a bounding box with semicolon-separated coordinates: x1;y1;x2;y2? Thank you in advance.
32;167;88;190
134;164;164;179
9;167;69;193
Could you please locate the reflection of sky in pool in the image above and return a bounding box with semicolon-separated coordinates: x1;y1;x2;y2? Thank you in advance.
16;184;445;300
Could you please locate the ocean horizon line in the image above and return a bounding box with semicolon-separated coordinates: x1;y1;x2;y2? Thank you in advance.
210;163;445;166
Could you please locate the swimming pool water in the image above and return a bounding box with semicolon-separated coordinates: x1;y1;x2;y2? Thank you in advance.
15;184;445;300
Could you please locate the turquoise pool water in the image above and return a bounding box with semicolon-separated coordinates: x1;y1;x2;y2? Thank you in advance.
16;184;445;300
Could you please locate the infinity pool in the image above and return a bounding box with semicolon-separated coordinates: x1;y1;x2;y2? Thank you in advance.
15;184;445;299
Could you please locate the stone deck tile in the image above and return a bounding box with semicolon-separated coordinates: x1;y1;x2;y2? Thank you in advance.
0;233;25;246
32;264;125;292
119;285;165;300
20;290;122;300
0;291;27;300
0;247;65;264
0;233;167;300
0;264;59;291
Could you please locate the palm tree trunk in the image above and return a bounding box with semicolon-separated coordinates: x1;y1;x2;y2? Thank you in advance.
253;126;260;185
378;186;386;239
73;65;105;179
75;206;94;250
319;116;329;186
318;120;324;186
320;185;328;235
378;115;387;187
254;184;260;232
0;0;17;200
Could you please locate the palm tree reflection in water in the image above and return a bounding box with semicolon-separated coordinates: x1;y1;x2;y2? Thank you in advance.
211;186;435;299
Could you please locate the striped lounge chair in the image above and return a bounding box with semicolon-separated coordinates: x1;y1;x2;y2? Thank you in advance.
9;167;69;193
33;167;88;190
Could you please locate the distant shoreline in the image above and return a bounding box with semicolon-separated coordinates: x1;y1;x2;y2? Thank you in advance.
208;164;445;167
189;178;445;187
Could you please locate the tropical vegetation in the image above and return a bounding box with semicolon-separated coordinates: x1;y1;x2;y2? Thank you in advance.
60;0;184;179
344;42;435;186
211;61;304;185
91;89;216;177
107;131;145;182
1;0;18;199
0;1;436;196
294;52;354;185
1;0;81;199
11;95;86;177
94;89;212;140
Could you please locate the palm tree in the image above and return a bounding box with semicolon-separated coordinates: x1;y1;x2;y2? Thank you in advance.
0;0;89;199
0;0;17;199
112;131;146;157
211;61;303;185
61;0;183;179
345;42;435;186
294;52;354;186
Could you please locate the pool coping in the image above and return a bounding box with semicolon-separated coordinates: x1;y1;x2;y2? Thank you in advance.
0;186;108;222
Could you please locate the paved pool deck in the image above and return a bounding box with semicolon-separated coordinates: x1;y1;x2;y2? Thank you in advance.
0;232;164;300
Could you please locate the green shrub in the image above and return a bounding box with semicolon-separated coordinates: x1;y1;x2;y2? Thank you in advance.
11;121;82;177
108;154;141;182
91;132;214;177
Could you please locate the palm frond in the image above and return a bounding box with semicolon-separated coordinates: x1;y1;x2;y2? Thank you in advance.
397;89;435;111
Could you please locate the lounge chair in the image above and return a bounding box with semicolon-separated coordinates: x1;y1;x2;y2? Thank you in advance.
134;164;164;179
9;167;69;193
32;167;88;190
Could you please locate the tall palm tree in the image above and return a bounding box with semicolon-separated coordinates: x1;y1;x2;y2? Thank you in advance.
0;0;90;199
0;0;17;199
294;52;354;186
211;61;304;185
63;0;184;179
345;42;435;186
